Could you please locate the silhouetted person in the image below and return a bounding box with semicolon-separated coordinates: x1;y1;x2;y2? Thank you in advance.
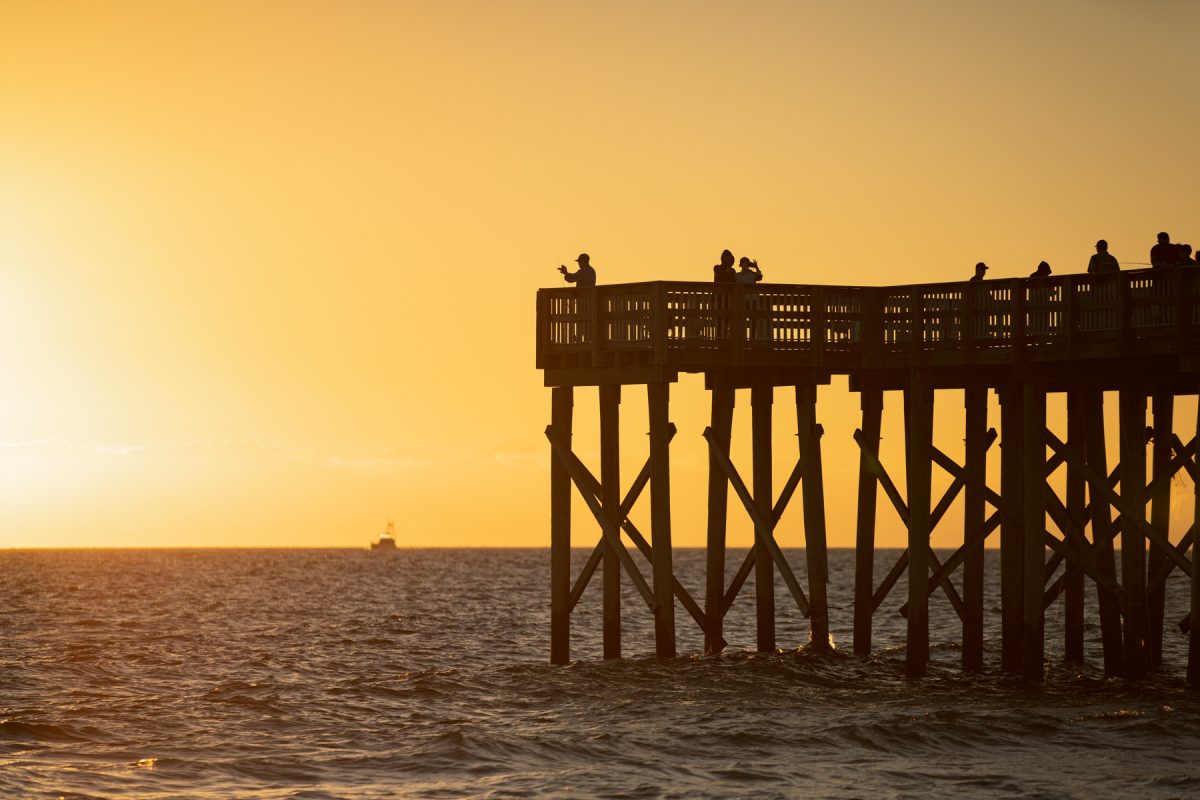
1030;261;1052;278
736;257;763;284
969;262;988;281
1179;244;1195;265
559;253;596;287
1151;232;1176;268
1087;240;1120;274
713;249;736;283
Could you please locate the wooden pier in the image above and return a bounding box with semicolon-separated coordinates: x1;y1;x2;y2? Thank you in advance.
537;268;1200;682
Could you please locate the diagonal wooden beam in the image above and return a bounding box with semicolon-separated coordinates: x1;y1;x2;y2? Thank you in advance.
853;429;908;522
723;549;755;615
703;426;811;617
1043;531;1122;598
1045;429;1192;577
566;425;678;611
859;429;997;618
545;427;658;613
1150;523;1196;593
621;518;727;651
1043;500;1125;609
899;510;1002;618
722;455;808;615
1170;434;1197;483
569;542;604;611
931;440;1129;600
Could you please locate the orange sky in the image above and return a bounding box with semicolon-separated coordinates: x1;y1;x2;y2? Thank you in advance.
3;1;1199;548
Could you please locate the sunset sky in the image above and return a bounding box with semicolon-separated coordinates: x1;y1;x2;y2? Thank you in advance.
3;1;1199;548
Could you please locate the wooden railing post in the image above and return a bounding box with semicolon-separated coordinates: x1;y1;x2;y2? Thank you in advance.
1064;276;1079;360
862;288;883;368
1011;281;1027;361
1176;269;1192;351
1118;274;1133;353
652;282;668;365
909;288;922;366
590;287;604;367
732;283;747;366
962;281;977;362
812;286;826;366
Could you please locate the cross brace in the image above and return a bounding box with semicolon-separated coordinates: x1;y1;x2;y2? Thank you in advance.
703;426;811;617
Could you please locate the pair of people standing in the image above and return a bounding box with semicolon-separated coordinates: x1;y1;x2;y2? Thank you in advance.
712;249;763;284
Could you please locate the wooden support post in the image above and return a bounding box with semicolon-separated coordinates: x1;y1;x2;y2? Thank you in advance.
705;380;735;655
1083;389;1123;677
1120;386;1150;678
797;382;831;651
905;372;933;678
752;383;776;652
1064;390;1086;665
1191;393;1200;687
998;383;1025;674
1022;383;1047;682
550;386;574;665
854;387;884;656
1149;391;1173;670
962;385;987;671
599;384;622;660
647;381;676;659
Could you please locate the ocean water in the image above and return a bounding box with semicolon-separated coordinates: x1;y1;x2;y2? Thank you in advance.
2;547;1199;799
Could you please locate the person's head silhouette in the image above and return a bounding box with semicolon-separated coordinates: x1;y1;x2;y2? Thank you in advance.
974;262;989;278
720;249;734;268
576;253;590;267
1158;232;1171;244
1096;240;1109;253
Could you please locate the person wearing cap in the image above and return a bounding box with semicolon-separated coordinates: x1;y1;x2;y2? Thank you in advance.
1087;240;1120;274
969;262;988;281
559;253;596;287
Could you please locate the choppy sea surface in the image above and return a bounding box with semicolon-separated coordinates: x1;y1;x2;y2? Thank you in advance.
3;548;1200;799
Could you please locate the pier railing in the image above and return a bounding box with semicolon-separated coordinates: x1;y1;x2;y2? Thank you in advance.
536;268;1200;372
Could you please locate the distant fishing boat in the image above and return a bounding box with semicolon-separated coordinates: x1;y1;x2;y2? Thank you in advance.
371;520;398;551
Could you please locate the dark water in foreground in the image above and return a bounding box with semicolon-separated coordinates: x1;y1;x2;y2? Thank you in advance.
2;548;1199;799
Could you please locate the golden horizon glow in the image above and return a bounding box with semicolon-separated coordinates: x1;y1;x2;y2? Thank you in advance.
3;1;1199;548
